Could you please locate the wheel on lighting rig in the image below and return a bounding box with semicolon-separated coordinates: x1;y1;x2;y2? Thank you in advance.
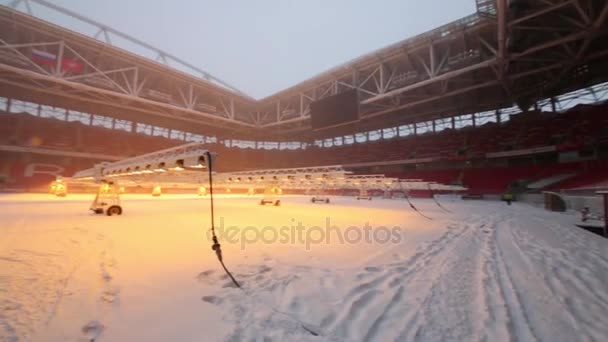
106;205;122;216
311;196;330;204
90;181;122;216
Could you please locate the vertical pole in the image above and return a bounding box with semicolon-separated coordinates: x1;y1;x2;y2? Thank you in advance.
497;0;508;75
56;41;65;77
603;193;608;237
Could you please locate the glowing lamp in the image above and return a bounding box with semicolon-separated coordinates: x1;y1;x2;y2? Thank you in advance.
169;160;185;171
142;165;154;174
154;163;167;173
152;185;162;196
183;156;207;169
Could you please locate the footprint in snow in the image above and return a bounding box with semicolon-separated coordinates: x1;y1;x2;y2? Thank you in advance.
202;295;223;305
100;289;120;304
259;265;272;273
81;320;104;341
196;270;216;283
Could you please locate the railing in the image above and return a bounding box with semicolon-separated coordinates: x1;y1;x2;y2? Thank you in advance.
476;0;497;17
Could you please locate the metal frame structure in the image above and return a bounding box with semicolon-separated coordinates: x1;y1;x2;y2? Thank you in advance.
72;142;213;186
0;2;256;134
67;143;466;203
259;0;608;134
2;0;607;137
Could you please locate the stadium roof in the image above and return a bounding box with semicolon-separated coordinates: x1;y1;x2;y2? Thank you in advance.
1;0;608;138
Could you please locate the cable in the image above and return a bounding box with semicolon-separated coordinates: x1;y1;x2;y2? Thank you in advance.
405;193;433;220
398;183;432;220
428;184;452;213
205;151;241;289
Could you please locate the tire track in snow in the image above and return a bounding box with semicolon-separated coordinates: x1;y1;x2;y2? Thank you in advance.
326;222;468;328
492;217;539;342
327;216;489;341
322;221;471;340
477;215;512;342
394;215;495;342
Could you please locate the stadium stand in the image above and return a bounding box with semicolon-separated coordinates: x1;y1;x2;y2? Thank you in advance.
2;101;608;194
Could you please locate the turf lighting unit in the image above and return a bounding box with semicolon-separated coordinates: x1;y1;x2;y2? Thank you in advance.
72;143;213;182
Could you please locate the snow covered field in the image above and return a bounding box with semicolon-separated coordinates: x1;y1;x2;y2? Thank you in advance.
1;194;608;341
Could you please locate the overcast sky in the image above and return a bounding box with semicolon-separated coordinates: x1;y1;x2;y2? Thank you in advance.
8;0;476;98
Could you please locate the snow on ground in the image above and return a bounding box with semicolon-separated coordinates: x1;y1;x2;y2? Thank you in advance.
1;193;608;341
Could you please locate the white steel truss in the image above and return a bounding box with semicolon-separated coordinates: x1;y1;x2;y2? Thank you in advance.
68;143;466;192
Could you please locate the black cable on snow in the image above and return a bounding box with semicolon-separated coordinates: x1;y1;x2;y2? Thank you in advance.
405;192;433;220
205;151;241;289
428;184;452;213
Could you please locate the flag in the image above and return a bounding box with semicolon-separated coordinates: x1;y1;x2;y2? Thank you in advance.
31;49;84;74
61;57;84;73
31;49;56;66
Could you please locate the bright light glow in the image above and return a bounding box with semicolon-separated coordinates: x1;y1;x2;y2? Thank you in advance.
153;169;167;173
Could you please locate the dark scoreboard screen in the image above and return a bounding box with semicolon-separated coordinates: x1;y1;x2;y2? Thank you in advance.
310;89;360;130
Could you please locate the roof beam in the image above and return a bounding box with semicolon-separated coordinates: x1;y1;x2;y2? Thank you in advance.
360;58;497;105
